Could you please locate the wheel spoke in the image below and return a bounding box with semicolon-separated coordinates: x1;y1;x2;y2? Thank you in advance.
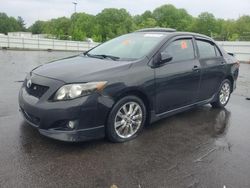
123;126;129;136
122;105;128;114
128;103;135;115
133;114;142;120
115;120;124;128
223;85;226;90
118;124;126;132
131;105;139;116
135;120;142;124
117;111;124;119
129;124;133;134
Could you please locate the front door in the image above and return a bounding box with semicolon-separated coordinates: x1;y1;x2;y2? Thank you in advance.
155;37;201;114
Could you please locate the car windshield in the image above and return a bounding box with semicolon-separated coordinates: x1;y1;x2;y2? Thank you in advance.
86;32;167;61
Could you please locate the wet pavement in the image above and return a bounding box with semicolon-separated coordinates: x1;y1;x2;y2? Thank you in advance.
0;50;250;188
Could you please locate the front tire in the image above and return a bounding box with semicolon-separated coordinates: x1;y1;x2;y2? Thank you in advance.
106;95;146;143
211;79;231;108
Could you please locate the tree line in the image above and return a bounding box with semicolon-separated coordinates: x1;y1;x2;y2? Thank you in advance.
1;4;250;42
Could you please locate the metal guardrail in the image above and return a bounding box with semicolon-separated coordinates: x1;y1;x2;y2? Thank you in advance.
217;41;250;62
0;35;99;51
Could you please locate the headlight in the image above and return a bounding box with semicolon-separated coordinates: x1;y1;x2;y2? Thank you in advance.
53;81;107;101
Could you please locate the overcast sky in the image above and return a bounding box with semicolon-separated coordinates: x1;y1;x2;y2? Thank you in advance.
1;0;250;26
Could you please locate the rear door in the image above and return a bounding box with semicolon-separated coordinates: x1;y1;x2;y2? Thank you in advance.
155;36;201;114
195;38;226;101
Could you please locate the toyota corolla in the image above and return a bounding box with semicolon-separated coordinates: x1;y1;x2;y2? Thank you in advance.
19;28;239;142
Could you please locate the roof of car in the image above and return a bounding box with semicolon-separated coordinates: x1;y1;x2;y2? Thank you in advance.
136;28;176;33
135;27;212;40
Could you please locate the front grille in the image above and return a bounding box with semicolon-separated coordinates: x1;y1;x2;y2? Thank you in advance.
24;79;49;98
20;107;40;126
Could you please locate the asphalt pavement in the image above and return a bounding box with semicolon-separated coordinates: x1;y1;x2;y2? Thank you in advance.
0;50;250;188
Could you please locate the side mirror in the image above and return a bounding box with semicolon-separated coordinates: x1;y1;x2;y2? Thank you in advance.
160;52;173;64
228;52;235;57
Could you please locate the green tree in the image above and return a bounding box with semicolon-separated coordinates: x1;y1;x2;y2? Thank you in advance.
43;17;71;39
236;15;250;40
70;13;97;40
96;8;135;41
134;11;157;29
0;13;10;33
153;4;193;31
29;20;46;34
139;18;157;28
71;27;86;41
17;16;26;31
0;13;20;34
191;12;217;37
214;19;237;41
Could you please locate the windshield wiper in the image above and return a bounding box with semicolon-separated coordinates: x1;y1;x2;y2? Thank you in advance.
86;53;120;61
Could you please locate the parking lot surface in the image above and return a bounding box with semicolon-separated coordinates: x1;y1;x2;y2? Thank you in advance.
0;50;250;188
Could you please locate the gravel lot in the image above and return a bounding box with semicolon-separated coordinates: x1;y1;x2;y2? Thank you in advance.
0;50;250;188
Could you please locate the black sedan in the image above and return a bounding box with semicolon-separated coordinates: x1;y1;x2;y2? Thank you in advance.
19;28;239;142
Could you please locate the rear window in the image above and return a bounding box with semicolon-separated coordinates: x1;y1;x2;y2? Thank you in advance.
197;40;219;58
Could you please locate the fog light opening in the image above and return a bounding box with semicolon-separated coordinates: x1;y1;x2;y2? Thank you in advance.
67;120;77;130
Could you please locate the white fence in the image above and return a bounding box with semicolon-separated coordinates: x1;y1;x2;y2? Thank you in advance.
217;41;250;62
0;35;98;52
0;35;250;62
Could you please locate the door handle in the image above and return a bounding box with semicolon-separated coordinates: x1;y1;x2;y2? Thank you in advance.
192;65;200;72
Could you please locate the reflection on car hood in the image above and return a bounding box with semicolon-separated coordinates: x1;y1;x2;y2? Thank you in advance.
32;56;132;83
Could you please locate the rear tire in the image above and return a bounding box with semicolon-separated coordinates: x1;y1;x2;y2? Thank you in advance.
106;95;146;143
211;79;231;108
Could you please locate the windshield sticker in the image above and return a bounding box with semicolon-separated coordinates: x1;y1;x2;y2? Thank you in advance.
181;41;188;49
144;34;164;38
122;39;131;45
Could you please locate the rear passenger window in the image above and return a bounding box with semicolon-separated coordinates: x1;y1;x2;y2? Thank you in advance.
197;40;218;58
163;39;195;62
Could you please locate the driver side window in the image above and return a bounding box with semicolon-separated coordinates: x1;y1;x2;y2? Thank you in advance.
162;39;195;62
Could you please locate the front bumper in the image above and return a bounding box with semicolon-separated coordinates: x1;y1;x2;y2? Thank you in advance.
20;108;105;142
18;73;114;142
39;126;105;142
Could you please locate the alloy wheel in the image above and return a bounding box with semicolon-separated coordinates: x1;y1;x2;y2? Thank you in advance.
114;102;143;138
219;82;230;105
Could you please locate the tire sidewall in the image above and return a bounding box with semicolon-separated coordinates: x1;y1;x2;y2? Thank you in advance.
106;95;146;142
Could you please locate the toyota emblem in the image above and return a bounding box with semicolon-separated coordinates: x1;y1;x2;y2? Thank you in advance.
27;79;32;88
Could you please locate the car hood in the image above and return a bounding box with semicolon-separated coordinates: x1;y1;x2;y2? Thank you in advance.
32;55;132;83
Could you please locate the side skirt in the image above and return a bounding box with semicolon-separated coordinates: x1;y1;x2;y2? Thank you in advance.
150;96;215;123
